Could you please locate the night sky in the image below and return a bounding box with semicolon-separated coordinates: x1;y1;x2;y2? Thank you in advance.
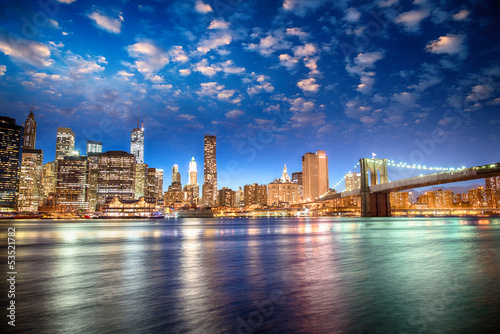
1;0;499;191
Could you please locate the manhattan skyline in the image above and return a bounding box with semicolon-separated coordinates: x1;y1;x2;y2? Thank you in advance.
1;0;499;190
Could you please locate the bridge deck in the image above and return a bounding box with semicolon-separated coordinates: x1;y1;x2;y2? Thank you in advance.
321;163;500;200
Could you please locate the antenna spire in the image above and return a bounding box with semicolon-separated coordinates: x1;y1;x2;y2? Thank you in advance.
137;106;140;128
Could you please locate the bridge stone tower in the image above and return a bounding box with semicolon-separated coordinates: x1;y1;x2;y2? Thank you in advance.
360;158;390;217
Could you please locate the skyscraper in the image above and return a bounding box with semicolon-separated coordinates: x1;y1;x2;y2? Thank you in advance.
56;127;75;160
97;151;136;206
56;156;88;212
18;148;43;212
172;164;181;184
86;140;102;156
23;109;36;149
202;135;217;206
302;150;329;201
130;114;144;164
0;116;23;211
186;156;199;204
189;157;197;186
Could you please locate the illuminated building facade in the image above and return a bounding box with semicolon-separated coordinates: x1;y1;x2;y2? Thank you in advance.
86;154;99;212
56;156;88;212
244;183;267;208
17;149;44;212
86;140;102;156
302;150;329;201
0;116;23;211
186;157;199;204
202;135;217;206
130;120;144;164
172;164;181;184
390;192;412;209
41;161;57;206
345;172;361;191
134;163;148;199
56;127;76;160
268;165;300;207
292;171;303;201
23;109;36;149
97;151;135;206
217;187;235;207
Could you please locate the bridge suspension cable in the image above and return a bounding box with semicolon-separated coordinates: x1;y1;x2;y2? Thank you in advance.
332;162;360;190
386;160;467;171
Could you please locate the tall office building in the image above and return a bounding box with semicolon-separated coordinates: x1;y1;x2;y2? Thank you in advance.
86;140;102;156
345;172;361;191
56;127;76;160
292;171;303;201
202;135;217;206
86;154;100;212
0;116;23;211
134;163;148;199
172;164;181;184
97;151;136;206
184;157;199;205
17;149;44;212
56;156;88;212
302;150;329;201
189;157;197;185
146;167;163;201
42;161;57;199
130;115;144;164
23;109;36;149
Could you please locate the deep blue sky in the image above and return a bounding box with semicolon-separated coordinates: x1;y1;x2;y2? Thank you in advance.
1;0;499;190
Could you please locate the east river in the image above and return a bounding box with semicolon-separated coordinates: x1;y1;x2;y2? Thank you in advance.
1;217;500;333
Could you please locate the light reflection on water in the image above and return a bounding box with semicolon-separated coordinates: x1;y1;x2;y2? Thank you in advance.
1;217;500;333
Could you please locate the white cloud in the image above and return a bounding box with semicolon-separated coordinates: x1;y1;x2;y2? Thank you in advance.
57;0;76;3
195;1;213;13
220;60;245;74
152;84;172;90
468;84;494;101
179;69;191;76
297;77;320;92
88;11;123;34
354;51;384;68
293;43;318;58
453;9;469;21
425;34;467;59
286;28;309;39
279;54;299;69
246;74;274;95
391;92;417;106
0;65;5;75
282;0;330;17
225;109;245;119
197;32;232;54
116;70;134;81
395;9;429;32
178;114;196;121
66;54;105;77
288;97;325;129
345;8;361;22
127;41;169;80
197;82;241;103
0;38;52;67
169;46;188;63
194;59;220;77
208;19;230;30
246;32;292;57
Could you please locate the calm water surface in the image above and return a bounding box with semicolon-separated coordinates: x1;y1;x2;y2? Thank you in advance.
1;217;500;333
